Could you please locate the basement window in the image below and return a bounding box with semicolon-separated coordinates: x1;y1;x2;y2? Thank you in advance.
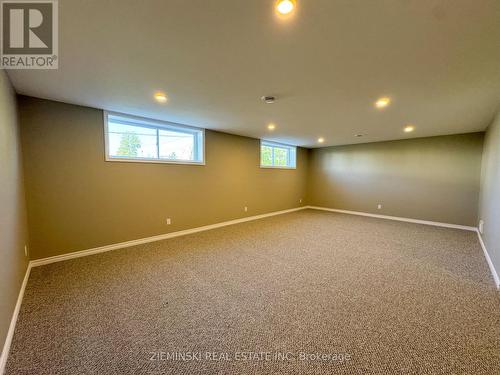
104;112;204;165
260;141;296;169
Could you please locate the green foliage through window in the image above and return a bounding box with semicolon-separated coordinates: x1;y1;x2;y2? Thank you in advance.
260;141;296;168
274;147;288;166
117;133;141;157
261;145;273;166
105;113;204;164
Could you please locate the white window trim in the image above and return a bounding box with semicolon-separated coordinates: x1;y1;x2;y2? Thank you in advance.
103;111;205;165
260;140;297;170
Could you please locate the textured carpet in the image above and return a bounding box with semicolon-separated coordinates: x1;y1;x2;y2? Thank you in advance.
5;209;500;374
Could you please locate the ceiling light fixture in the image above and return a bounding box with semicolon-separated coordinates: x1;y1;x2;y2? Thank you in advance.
355;134;363;137
276;0;295;15
404;124;415;133
267;123;276;131
375;97;391;109
318;137;325;143
154;92;168;103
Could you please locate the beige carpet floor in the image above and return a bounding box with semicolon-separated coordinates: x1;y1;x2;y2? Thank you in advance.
5;209;500;374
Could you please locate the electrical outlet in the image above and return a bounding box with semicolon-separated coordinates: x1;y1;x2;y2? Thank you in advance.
24;245;28;257
377;204;382;210
244;206;248;212
166;218;171;225
479;220;484;234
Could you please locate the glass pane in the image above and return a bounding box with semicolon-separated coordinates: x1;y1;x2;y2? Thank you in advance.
273;147;288;167
108;122;158;159
261;145;273;166
159;129;195;161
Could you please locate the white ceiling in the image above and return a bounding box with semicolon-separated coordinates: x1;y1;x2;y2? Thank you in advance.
7;0;500;147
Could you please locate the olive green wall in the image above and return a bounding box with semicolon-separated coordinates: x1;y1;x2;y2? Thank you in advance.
307;133;484;226
0;73;29;356
479;111;500;278
18;96;308;260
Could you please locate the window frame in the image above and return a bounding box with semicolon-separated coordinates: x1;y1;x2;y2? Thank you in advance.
103;111;205;165
260;140;297;170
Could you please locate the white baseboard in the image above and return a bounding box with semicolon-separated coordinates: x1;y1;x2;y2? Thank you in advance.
476;231;500;289
0;263;32;375
30;206;308;268
307;206;477;231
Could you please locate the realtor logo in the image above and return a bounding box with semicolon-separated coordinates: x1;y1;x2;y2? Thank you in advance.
1;0;58;68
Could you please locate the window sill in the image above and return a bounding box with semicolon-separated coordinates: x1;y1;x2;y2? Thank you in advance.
105;156;205;166
260;165;296;170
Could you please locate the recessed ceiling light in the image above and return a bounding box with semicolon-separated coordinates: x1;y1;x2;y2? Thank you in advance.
375;97;391;109
404;124;415;133
268;123;276;131
318;137;325;143
154;92;168;103
276;0;295;15
261;95;276;104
